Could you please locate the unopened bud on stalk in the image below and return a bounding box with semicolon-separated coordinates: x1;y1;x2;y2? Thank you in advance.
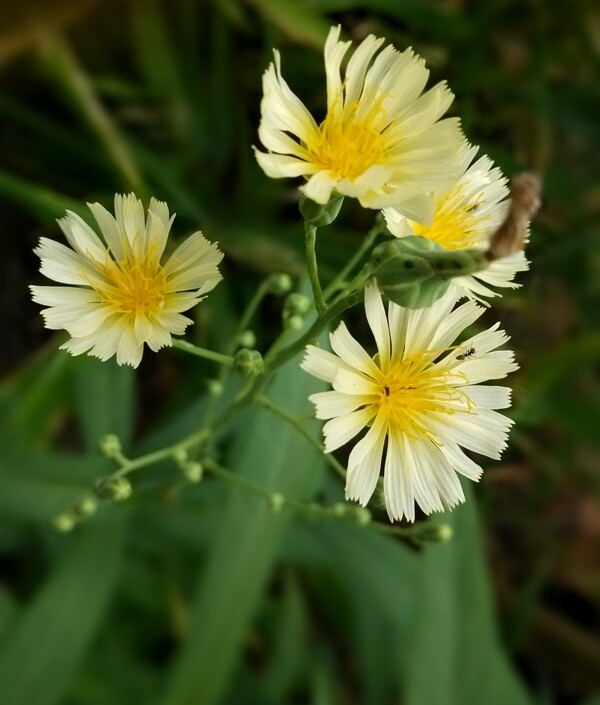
182;461;203;483
94;476;132;502
74;496;97;518
299;194;344;227
99;433;122;459
284;315;304;331
268;492;285;513
266;273;293;296
207;379;224;397
237;329;257;349
53;512;76;533
234;348;264;377
353;507;372;526
412;522;453;543
284;293;311;317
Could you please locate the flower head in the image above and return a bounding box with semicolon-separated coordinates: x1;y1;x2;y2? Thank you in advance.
383;141;529;301
255;25;463;222
31;193;223;367
301;283;517;522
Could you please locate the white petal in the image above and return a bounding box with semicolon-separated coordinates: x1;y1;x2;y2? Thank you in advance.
329;322;379;377
309;390;366;420
300;171;337;205
364;283;391;367
323;407;375;453
301;345;343;383
345;413;387;505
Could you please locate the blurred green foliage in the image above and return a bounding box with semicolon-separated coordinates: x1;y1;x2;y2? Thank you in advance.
1;0;599;704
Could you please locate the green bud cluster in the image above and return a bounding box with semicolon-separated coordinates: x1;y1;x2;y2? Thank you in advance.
299;194;344;227
371;236;488;309
234;348;265;377
283;292;311;330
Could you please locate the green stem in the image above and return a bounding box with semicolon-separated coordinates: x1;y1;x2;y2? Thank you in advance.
113;427;212;478
257;395;347;481
323;218;383;301
172;339;235;367
305;222;326;314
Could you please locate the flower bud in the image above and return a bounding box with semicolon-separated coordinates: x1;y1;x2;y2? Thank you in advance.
351;507;371;526
94;476;132;502
284;292;311;317
284;315;304;331
234;348;265;377
268;492;285;513
412;522;453;543
172;446;188;468
207;379;224;397
74;496;97;518
182;461;203;483
237;330;257;349
299;194;344;227
99;433;122;459
53;512;76;533
266;273;293;296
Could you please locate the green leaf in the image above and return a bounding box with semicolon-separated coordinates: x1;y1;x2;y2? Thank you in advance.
0;454;103;523
406;485;532;705
162;350;326;705
72;357;135;452
249;0;330;49
0;349;73;451
0;521;123;705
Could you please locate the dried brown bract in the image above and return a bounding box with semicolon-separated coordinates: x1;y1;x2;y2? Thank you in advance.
486;172;542;261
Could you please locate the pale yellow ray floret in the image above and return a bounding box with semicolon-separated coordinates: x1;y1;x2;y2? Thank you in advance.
31;193;223;368
255;24;464;223
302;283;517;522
383;140;530;301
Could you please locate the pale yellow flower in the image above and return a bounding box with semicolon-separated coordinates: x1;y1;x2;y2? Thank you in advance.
302;283;517;522
255;25;463;222
383;141;529;301
31;194;223;367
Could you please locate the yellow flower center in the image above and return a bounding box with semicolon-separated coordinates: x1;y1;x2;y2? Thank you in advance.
413;193;485;250
96;256;167;316
373;352;471;438
308;98;387;180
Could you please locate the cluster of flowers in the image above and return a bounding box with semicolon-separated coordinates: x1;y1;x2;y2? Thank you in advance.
31;26;539;523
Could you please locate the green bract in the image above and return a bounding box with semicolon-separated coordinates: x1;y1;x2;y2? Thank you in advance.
299;194;345;227
371;236;489;308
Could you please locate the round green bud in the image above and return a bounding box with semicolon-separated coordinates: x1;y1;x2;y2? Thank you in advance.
299;194;344;227
74;496;97;518
353;507;372;526
268;492;285;513
183;461;203;483
234;348;265;378
332;502;349;517
284;292;311;317
413;522;454;543
266;273;293;296
99;433;122;459
53;513;76;533
237;329;257;349
207;379;224;397
94;476;132;502
284;315;304;332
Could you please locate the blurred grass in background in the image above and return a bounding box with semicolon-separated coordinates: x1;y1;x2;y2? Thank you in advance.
1;0;599;703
